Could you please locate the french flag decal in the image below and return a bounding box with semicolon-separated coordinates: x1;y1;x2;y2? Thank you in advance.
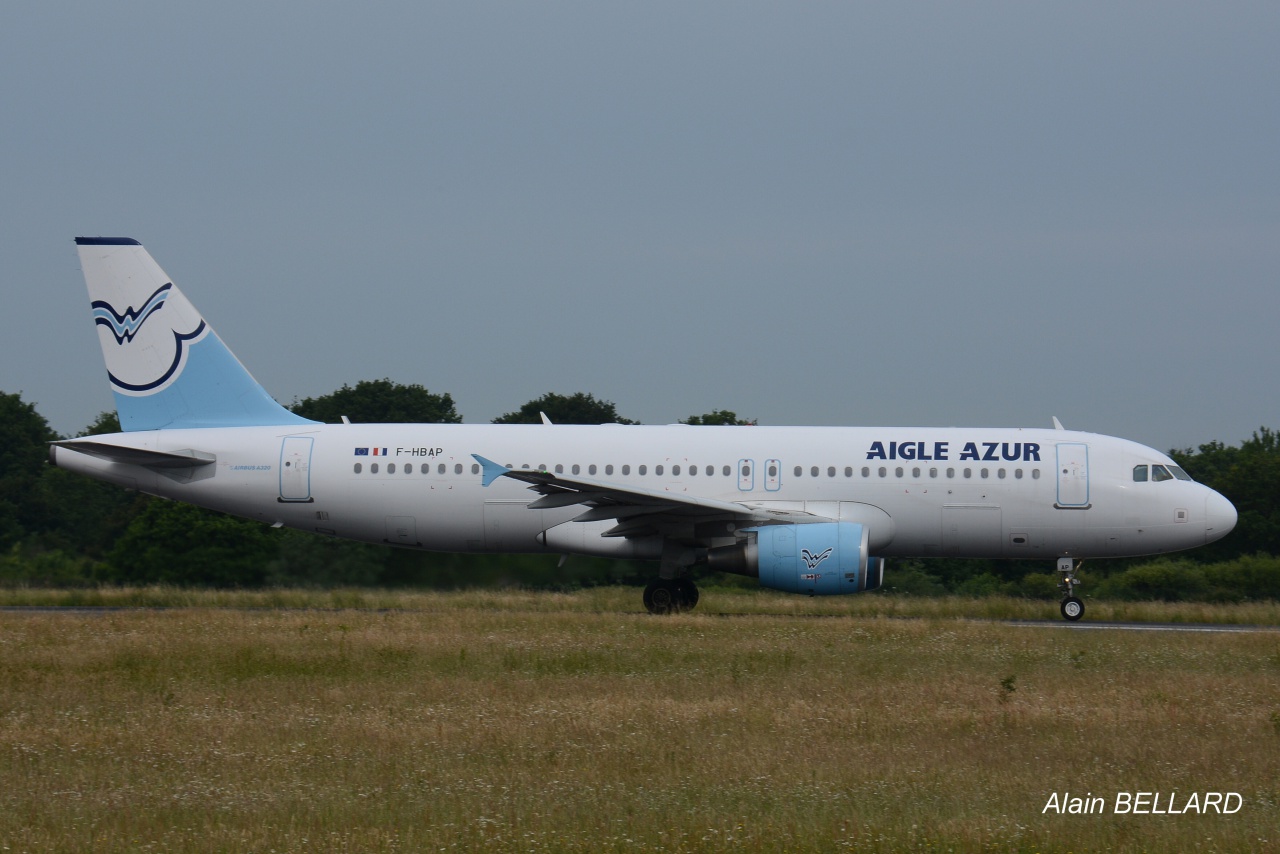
372;448;388;456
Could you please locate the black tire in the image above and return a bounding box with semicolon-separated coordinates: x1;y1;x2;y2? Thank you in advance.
674;577;699;611
643;579;679;614
1060;596;1084;622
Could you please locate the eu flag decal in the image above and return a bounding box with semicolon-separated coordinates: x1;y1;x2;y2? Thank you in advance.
355;448;369;456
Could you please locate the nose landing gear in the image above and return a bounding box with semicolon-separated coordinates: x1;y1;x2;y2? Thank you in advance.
1058;557;1084;621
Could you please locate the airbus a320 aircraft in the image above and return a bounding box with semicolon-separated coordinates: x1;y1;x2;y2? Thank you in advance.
53;238;1237;620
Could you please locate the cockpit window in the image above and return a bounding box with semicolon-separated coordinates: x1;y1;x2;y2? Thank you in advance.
1136;463;1195;483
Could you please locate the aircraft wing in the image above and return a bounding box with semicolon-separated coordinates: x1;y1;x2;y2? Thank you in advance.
472;454;819;537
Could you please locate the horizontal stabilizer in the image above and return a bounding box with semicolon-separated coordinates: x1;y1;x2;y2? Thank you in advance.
52;440;215;469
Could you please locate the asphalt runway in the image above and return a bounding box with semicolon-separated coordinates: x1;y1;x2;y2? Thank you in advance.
1004;619;1280;633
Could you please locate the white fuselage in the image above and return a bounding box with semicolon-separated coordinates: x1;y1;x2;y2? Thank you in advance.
53;424;1237;563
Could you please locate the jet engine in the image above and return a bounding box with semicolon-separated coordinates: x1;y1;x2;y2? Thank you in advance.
705;521;884;595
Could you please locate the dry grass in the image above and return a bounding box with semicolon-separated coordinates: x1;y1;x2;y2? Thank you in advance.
0;592;1277;852
1;585;1279;624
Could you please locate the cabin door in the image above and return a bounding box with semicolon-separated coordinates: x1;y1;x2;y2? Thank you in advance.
1055;443;1090;508
279;437;314;503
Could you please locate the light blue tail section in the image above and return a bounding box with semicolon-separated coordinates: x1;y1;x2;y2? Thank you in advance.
106;324;319;431
75;238;318;431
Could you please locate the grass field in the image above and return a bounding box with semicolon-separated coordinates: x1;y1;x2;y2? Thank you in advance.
1;588;1277;852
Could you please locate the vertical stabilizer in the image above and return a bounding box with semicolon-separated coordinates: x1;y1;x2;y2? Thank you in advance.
75;237;318;431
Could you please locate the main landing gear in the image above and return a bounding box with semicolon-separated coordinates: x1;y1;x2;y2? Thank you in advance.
643;577;700;614
1057;557;1084;622
644;543;701;614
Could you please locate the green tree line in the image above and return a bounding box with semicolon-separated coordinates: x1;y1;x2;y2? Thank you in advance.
2;383;1277;600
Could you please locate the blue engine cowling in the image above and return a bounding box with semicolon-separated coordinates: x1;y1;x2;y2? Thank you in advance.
705;522;884;595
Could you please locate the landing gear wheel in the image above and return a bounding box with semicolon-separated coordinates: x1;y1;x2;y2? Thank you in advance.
643;579;679;614
674;578;699;611
1056;557;1084;622
1060;596;1084;622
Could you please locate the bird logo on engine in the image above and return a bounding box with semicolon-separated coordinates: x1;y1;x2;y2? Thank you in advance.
801;547;833;571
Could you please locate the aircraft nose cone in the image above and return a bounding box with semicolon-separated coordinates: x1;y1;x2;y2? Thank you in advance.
1205;490;1237;544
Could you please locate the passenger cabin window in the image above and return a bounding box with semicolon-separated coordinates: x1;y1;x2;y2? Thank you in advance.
1133;465;1149;482
1152;465;1174;482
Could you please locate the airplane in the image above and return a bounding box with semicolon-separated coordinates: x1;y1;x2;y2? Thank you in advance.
52;238;1238;621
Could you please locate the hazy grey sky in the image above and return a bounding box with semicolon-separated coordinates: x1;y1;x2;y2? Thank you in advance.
4;2;1277;451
